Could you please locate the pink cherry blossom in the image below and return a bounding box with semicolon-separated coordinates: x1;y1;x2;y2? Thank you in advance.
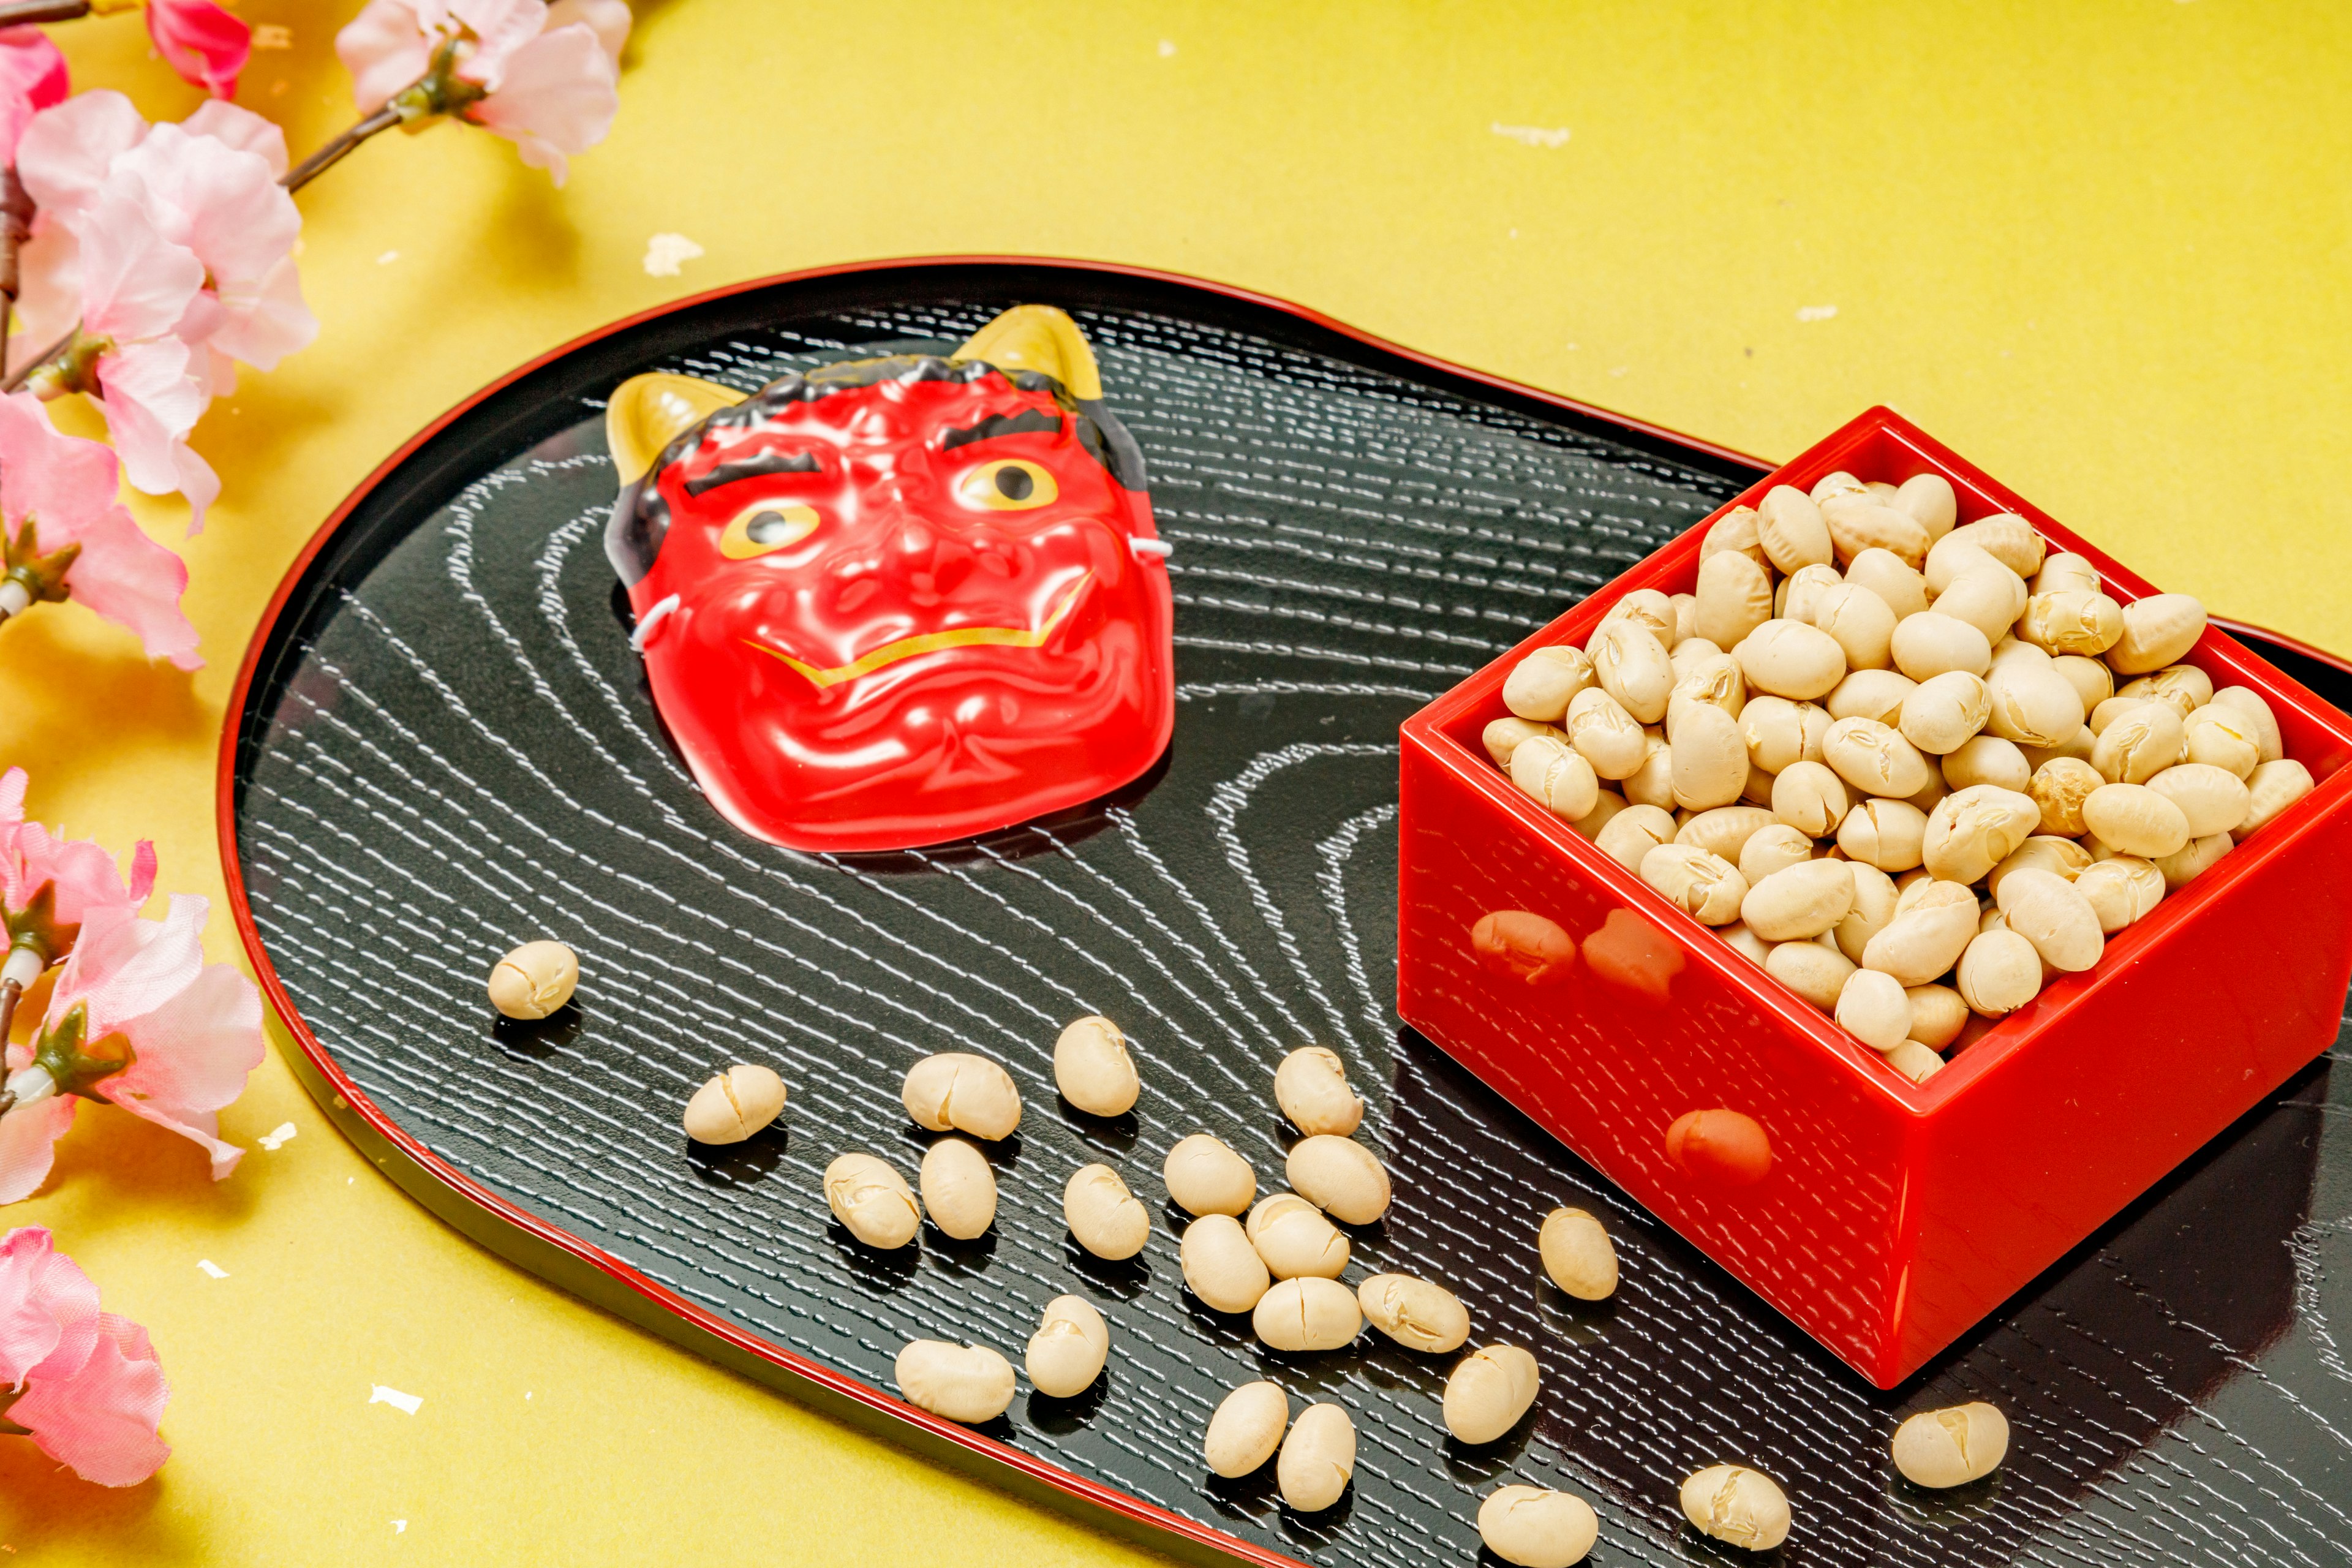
145;0;251;101
0;767;159;1208
0;1227;169;1487
337;0;625;186
13;94;294;342
0;1223;95;1380
55;190;216;526
337;0;538;117
0;767;158;940
0;28;68;165
105;121;312;379
10;91;141;241
9;94;304;529
0;896;263;1202
0;392;197;667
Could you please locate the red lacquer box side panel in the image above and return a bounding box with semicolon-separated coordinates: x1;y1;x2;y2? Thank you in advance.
1898;789;2352;1372
1397;736;1913;1374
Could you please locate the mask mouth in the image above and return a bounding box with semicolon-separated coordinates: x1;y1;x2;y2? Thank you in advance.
744;571;1093;690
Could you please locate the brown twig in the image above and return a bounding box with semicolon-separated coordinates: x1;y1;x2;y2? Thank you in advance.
281;105;404;194
0;328;67;394
0;167;31;384
0;977;20;1049
0;1;92;26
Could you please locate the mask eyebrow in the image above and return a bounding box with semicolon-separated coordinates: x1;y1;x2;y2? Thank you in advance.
938;407;1062;451
682;449;821;497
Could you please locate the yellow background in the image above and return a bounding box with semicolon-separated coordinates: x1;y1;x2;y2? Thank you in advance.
3;1;2346;1559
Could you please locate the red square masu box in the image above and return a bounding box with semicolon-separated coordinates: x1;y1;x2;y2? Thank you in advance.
1396;405;2352;1387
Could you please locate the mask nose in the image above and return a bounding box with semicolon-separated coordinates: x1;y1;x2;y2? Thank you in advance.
885;517;974;606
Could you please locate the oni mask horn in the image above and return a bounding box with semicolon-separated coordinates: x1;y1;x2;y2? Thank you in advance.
603;304;1108;486
605;373;747;487
951;303;1104;400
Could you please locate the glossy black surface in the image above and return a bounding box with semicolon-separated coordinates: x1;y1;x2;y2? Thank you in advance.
231;266;2352;1566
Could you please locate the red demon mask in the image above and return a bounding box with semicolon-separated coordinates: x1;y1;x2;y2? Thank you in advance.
603;306;1174;853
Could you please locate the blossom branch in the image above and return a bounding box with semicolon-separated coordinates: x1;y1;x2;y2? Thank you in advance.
0;327;60;393
0;170;30;381
0;2;91;26
279;104;403;194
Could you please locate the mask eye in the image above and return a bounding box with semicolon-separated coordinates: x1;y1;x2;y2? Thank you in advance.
719;501;820;559
956;458;1058;511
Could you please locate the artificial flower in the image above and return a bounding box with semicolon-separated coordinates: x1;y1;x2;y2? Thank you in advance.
11;93;306;526
142;0;251;100
7;88;140;231
336;0;625;185
0;766;158;963
0;1226;169;1487
0;894;263;1201
0;391;197;667
40;188;215;524
105;119;312;377
0;27;68;165
16;94;289;234
0;764;157;1200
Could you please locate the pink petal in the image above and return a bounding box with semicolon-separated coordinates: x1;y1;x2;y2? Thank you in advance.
90;339;213;525
543;0;629;62
0;1097;77;1207
334;0;443;115
167;439;219;535
0;1227;97;1388
113;126;296;288
0;768;23;827
59;502;198;669
50;900;204;1039
0;28;70;164
106;126;311;372
75;193;204;345
145;0;249;100
15;92;147;227
181;100;288;178
124;841;156;905
9;220;81;355
448;0;550;89
13;1311;169;1487
3;822;150;928
100;960;263;1127
204;256;314;373
187;341;238;402
0;29;68;109
168;288;225;350
466;23;618;186
45;901;260;1183
0;391;122;543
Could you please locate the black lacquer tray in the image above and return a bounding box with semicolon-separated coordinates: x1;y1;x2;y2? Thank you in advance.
219;260;2352;1567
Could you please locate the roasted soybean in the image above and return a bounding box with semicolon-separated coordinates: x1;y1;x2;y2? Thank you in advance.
1025;1295;1110;1398
1276;1403;1357;1512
